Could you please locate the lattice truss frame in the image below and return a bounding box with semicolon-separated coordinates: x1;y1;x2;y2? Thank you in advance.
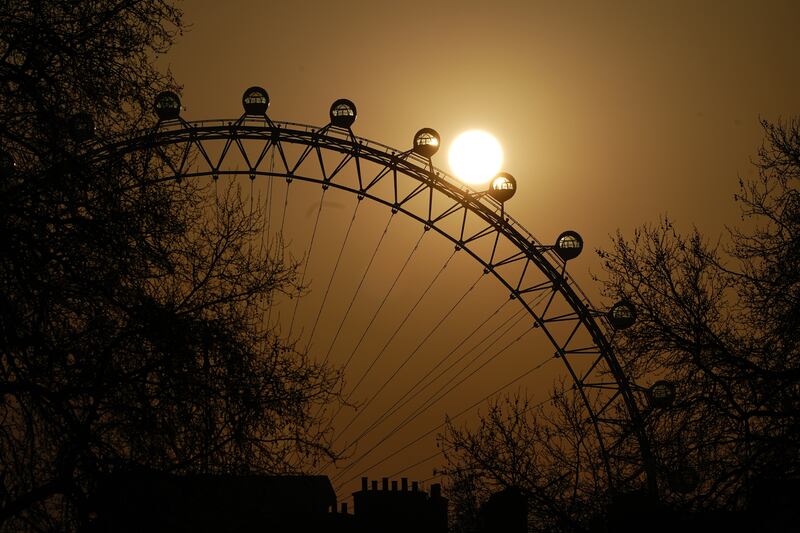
84;114;656;491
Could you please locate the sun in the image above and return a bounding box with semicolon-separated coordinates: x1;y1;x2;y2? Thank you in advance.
448;130;503;186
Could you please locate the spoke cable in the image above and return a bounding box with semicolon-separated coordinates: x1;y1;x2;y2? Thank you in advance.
385;390;561;482
263;151;277;330
247;178;255;258
316;300;522;475
279;177;290;238
333;321;534;479
327;285;555;478
320;212;394;367
324;229;428;426
337;228;427;378
288;187;327;338
335;272;485;452
305;199;361;352
264;147;275;244
332;248;458;442
362;297;513;435
400;291;553;425
266;177;292;332
333;325;547;490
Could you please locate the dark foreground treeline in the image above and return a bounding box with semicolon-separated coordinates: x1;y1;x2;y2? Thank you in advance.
0;2;341;531
441;117;800;533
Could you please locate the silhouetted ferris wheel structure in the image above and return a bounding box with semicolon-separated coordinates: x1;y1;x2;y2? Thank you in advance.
66;86;684;499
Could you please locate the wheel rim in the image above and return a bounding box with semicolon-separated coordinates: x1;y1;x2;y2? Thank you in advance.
83;112;656;497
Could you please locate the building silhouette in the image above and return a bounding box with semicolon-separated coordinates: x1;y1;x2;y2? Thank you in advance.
478;486;527;533
91;472;447;533
597;482;800;533
353;477;448;533
93;472;349;532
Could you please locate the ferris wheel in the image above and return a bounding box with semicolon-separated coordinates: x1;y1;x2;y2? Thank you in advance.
78;86;668;503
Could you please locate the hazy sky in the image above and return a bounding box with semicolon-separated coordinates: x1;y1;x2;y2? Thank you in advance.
162;0;800;504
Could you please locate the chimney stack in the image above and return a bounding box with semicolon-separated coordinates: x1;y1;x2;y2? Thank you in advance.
431;483;441;498
412;481;418;492
401;478;408;491
382;477;389;491
362;477;368;491
391;480;398;491
341;502;348;514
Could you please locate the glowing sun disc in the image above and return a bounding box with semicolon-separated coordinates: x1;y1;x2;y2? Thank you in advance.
448;130;503;185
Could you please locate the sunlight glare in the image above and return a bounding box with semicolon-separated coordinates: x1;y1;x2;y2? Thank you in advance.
448;130;503;186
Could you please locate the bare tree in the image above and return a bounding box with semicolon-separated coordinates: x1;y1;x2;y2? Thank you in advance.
440;118;800;530
599;118;800;509
442;385;607;533
0;2;340;531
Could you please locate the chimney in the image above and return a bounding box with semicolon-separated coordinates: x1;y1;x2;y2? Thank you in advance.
341;502;348;514
412;481;419;492
401;478;408;491
431;483;441;498
361;477;368;491
391;480;398;491
382;477;389;491
371;480;378;491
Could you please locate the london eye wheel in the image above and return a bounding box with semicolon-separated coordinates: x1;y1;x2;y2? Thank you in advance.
80;86;660;505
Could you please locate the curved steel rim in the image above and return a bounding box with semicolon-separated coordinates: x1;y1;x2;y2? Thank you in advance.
82;115;655;492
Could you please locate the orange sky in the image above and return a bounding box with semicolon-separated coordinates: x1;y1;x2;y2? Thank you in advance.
161;0;800;506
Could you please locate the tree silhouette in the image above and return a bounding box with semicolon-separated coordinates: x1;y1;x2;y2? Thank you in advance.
442;118;800;531
0;2;339;531
442;385;608;533
599;118;800;509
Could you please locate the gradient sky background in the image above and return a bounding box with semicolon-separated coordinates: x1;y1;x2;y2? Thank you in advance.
161;0;800;505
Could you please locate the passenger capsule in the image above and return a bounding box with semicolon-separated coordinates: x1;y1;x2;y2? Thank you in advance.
69;112;95;142
487;172;516;203
413;128;440;158
0;150;16;179
554;231;583;261
648;380;676;408
667;466;699;493
154;91;181;121
608;300;636;330
242;86;270;115
329;99;357;128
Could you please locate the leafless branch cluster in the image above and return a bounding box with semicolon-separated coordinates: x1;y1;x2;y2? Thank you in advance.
0;2;342;531
441;118;800;530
